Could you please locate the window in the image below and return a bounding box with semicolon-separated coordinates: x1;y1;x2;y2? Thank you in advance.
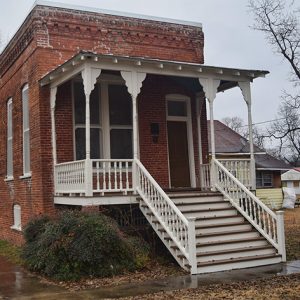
109;85;133;159
293;181;299;188
73;81;133;160
22;84;31;176
11;204;21;231
6;98;13;179
74;82;102;160
256;172;273;188
167;100;187;117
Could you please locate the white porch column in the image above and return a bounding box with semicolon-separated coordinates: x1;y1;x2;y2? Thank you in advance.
50;86;58;165
82;64;102;196
121;71;146;192
198;78;220;189
196;94;204;165
238;81;256;190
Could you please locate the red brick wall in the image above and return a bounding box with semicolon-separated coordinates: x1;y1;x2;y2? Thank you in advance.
0;4;206;244
0;48;55;245
55;82;74;163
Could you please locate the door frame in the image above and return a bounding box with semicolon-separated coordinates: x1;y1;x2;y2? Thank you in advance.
166;94;196;188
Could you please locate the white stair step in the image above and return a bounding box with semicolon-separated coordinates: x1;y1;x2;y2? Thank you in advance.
176;201;231;210
171;196;224;204
197;237;268;252
196;254;282;274
195;215;244;226
196;230;259;243
182;208;238;218
196;223;252;234
197;246;276;262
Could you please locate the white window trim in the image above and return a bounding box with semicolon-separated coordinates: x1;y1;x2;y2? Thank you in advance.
22;84;31;178
166;94;196;188
11;204;22;231
6;98;13;180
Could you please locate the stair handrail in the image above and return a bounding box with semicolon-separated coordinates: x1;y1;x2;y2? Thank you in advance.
212;158;284;253
135;159;197;271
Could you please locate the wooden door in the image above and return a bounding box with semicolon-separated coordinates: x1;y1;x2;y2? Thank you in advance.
167;121;191;187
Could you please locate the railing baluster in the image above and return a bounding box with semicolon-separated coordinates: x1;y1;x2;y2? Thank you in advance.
108;162;111;190
102;162;106;192
114;162;117;190
96;161;100;191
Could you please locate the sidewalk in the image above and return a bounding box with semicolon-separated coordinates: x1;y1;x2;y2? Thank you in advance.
1;256;300;300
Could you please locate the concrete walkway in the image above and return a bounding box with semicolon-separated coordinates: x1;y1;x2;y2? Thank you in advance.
1;256;300;299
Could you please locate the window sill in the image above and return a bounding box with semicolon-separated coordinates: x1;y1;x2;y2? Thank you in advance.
10;225;22;232
20;173;32;179
4;176;14;182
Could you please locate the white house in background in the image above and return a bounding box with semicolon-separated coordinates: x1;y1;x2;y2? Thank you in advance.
281;168;300;197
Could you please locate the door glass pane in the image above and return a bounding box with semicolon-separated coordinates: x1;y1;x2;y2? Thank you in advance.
168;100;187;117
110;129;133;159
109;85;132;125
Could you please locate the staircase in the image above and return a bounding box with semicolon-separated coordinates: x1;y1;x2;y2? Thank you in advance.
135;159;286;274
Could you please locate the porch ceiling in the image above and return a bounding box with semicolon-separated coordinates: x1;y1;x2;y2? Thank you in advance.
40;51;269;90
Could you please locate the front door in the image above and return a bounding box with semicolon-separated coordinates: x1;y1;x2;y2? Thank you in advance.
167;121;191;187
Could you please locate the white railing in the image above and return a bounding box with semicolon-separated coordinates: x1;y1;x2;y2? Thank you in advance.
135;159;197;273
55;160;86;194
199;163;211;190
218;159;251;188
92;159;134;195
212;158;286;260
54;159;134;196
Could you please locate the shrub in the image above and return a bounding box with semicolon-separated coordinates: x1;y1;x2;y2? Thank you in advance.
22;211;149;280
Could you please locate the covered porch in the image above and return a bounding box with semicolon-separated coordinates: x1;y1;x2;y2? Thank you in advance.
41;51;268;203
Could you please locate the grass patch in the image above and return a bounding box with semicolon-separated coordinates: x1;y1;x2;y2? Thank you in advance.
284;207;300;261
0;240;23;265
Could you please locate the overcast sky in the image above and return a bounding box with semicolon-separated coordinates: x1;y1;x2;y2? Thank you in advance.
0;0;293;129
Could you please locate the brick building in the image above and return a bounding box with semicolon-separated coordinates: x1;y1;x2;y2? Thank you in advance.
0;1;285;274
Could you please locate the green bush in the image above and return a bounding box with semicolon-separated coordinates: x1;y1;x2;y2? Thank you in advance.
22;211;149;280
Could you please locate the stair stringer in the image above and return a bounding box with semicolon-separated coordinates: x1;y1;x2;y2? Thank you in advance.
139;201;190;271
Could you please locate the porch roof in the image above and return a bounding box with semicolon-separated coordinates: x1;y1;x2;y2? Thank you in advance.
40;51;269;90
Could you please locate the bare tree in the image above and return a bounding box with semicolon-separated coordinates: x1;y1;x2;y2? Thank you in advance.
221;116;266;149
222;116;246;135
267;93;300;164
249;0;300;164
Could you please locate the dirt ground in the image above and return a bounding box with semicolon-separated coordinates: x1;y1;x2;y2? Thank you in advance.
120;273;300;300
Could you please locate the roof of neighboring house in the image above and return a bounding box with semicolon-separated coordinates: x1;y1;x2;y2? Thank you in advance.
207;120;261;154
255;153;291;171
281;169;300;181
208;120;291;171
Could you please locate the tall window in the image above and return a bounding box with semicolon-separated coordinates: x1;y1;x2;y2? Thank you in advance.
7;98;13;179
74;81;102;160
73;81;133;160
22;84;31;175
109;85;133;159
